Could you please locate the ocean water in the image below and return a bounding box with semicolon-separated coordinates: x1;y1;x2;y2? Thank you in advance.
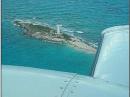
2;0;128;75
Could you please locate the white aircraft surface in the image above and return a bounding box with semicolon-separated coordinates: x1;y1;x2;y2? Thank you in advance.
2;25;129;97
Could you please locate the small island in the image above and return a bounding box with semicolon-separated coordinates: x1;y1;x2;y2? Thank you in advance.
14;20;96;53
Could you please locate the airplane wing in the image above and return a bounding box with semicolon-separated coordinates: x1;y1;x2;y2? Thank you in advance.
2;25;129;97
93;25;129;86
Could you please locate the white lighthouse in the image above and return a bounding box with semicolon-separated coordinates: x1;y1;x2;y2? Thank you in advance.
56;24;62;34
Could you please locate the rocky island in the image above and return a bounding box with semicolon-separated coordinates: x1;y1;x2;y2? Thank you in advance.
14;20;96;53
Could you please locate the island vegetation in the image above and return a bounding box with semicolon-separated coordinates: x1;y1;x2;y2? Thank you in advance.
14;20;96;53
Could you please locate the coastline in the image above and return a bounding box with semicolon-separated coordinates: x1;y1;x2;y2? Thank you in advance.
14;20;97;53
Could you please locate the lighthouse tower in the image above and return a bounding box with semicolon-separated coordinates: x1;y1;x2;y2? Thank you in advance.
56;24;62;34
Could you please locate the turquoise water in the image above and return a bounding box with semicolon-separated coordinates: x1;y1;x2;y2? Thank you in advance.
2;0;128;75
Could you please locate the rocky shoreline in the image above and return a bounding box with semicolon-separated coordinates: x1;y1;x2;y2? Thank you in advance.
14;20;97;53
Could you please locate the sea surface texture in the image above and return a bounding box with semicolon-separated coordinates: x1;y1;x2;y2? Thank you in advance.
2;0;128;75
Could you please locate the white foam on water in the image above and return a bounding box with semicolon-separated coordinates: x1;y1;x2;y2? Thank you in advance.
76;31;84;34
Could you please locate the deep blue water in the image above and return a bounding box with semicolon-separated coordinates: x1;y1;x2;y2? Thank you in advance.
2;0;128;75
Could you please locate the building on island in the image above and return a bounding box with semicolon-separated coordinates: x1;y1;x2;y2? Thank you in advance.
56;24;62;34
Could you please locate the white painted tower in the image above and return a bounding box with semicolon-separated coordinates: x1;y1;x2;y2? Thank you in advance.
56;24;62;34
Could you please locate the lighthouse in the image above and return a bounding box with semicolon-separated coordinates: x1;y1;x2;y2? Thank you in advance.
56;24;62;34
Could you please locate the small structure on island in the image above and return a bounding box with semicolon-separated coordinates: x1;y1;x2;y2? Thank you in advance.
56;24;62;34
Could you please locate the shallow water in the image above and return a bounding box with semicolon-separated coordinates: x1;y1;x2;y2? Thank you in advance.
2;0;128;75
